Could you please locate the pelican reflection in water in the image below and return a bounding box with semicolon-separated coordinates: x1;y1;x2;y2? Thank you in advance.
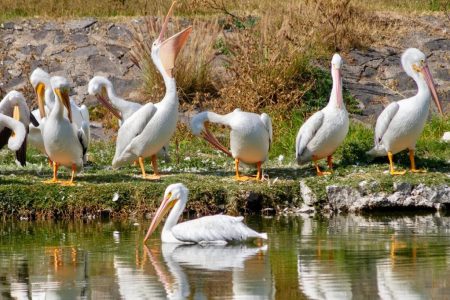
141;243;273;299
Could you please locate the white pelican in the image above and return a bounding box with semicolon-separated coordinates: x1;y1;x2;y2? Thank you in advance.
42;76;88;185
0;113;27;153
88;76;170;160
0;91;38;165
190;109;272;181
112;2;191;179
143;183;268;243
29;68;91;162
88;76;140;124
295;53;349;176
367;48;443;175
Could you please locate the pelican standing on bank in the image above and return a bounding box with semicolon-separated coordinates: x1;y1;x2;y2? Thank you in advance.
29;68;91;162
190;109;272;181
88;76;140;124
112;2;191;179
367;48;443;175
42;77;88;185
295;54;348;176
0;91;38;165
144;183;268;243
88;76;171;161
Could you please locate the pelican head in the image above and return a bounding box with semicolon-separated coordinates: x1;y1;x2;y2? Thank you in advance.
151;1;192;78
331;53;344;108
402;48;443;115
88;76;122;119
144;183;188;242
3;91;27;124
30;68;51;118
50;76;73;123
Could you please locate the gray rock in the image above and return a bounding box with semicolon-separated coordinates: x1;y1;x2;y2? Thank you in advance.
326;185;361;212
424;38;450;52
72;45;99;58
393;182;412;194
67;19;97;31
88;55;121;74
69;34;89;45
299;180;317;206
108;25;131;40
33;30;48;40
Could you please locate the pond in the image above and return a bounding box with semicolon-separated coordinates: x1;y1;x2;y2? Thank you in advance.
1;213;450;299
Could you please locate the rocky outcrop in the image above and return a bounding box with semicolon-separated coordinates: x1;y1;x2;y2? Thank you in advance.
296;181;450;214
0;18;142;107
1;13;449;119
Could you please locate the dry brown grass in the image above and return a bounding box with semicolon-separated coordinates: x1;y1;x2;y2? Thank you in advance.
130;16;221;106
127;0;381;114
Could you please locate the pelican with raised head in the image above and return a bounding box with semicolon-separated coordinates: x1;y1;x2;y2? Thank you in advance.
42;76;88;185
295;53;349;176
144;183;268;243
112;1;191;179
190;109;272;181
29;68;90;162
0;91;38;165
367;48;443;175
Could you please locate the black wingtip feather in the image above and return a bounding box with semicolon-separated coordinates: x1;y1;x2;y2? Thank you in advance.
15;136;27;166
30;112;40;127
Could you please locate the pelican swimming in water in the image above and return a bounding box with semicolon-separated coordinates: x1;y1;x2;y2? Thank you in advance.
367;48;443;175
144;183;268;243
0;91;38;165
112;2;191;179
42;76;88;185
29;68;90;162
295;53;349;176
190;109;272;181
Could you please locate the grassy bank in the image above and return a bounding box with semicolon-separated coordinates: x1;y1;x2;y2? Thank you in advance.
0;114;448;219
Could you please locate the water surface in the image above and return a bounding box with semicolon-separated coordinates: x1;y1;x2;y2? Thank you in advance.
1;214;450;299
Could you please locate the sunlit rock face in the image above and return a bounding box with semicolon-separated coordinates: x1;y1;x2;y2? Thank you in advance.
326;183;450;213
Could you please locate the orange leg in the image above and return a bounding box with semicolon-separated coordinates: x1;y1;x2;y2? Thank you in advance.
140;156;160;180
409;149;426;173
327;155;333;171
234;159;251;181
313;156;331;176
61;164;76;186
388;151;406;175
43;161;60;184
256;162;263;181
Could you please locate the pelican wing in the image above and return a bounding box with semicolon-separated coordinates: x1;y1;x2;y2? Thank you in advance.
77;121;89;160
260;113;273;149
29;112;39;127
171;215;267;243
113;103;157;165
296;111;324;159
0;127;12;150
374;102;399;145
15;132;29;166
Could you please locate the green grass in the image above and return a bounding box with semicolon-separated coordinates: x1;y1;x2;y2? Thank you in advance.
0;114;447;219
